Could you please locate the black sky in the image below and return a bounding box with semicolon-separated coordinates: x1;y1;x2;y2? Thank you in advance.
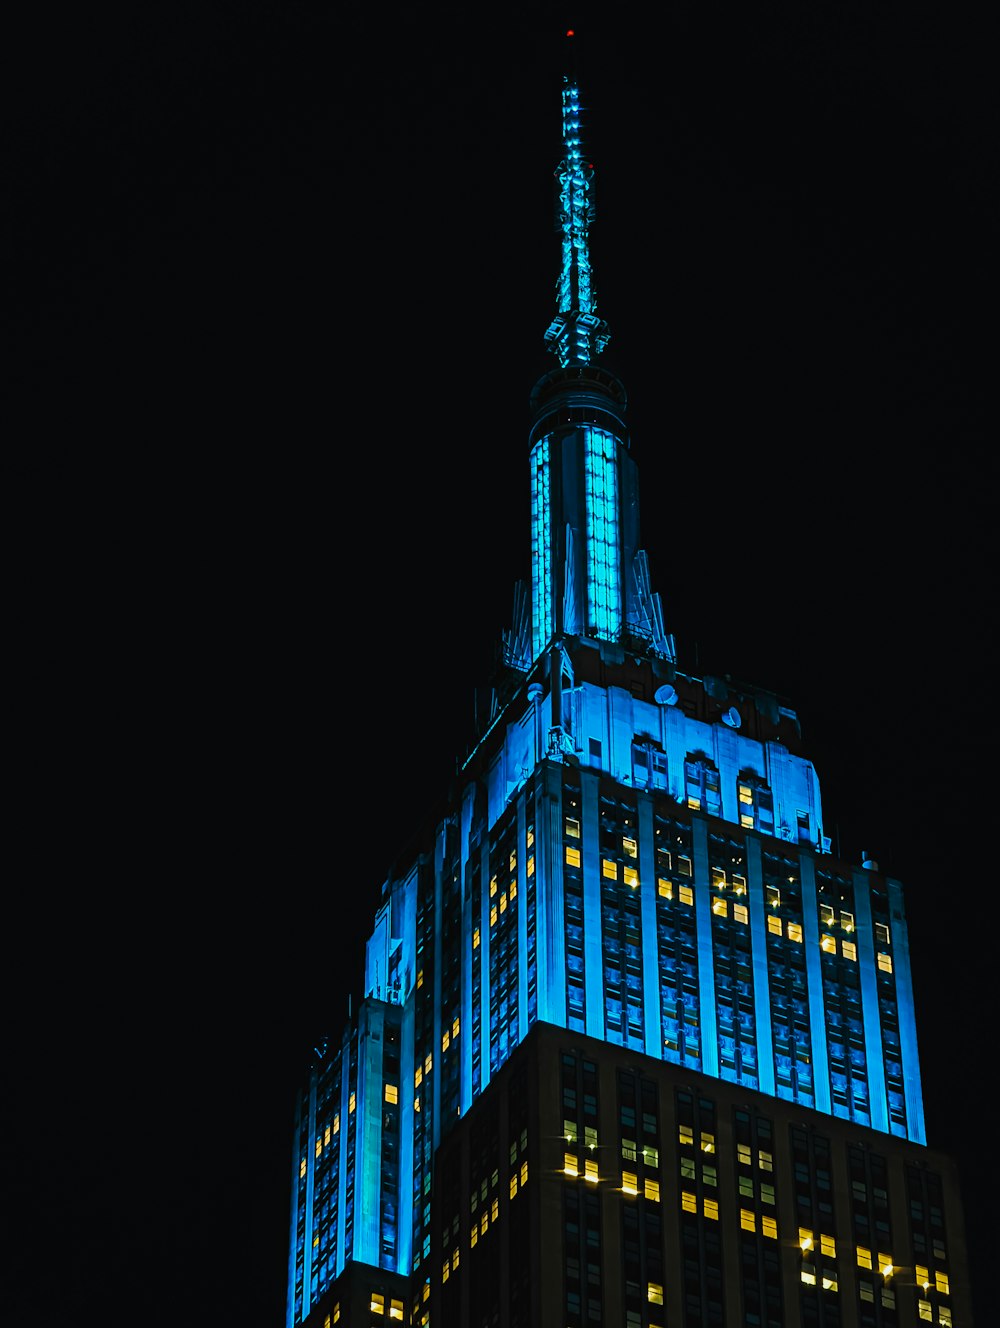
10;8;993;1326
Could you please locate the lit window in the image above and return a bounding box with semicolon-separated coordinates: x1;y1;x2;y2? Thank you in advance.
918;1303;933;1323
299;1157;306;1179
857;1246;872;1269
333;1114;339;1134
732;873;747;894
679;885;693;906
527;855;535;876
324;1125;331;1146
473;927;480;949
800;1228;814;1251
737;1143;751;1167
508;1172;517;1199
767;885;781;908
703;1198;718;1220
678;1124;694;1146
801;1266;817;1285
734;903;748;925
333;1306;340;1324
500;892;507;913
681;1190;697;1213
643;1144;659;1166
425;1053;432;1073
740;813;754;828
689;796;702;811
701;1132;715;1153
623;866;639;888
324;1315;330;1328
644;1179;660;1202
441;1260;449;1284
648;1283;663;1305
564;1153;579;1177
767;915;782;936
622;1171;638;1196
584;1158;598;1184
603;858;618;880
490;904;498;926
623;835;637;858
509;850;517;872
879;1257;893;1279
711;867;726;888
371;1293;385;1315
453;1017;460;1037
564;1119;578;1143
565;817;581;838
916;1265;930;1289
349;1092;356;1114
527;828;534;848
822;1275;839;1292
480;1212;488;1235
740;1208;756;1232
820;903;835;925
414;1095;420;1112
315;1137;322;1158
940;1309;953;1327
760;1183;775;1205
442;1031;450;1052
680;1157;696;1180
491;1197;498;1220
414;1066;423;1088
738;783;753;805
390;1301;404;1321
739;1176;754;1198
702;1165;717;1187
584;1125;597;1148
566;846;581;867
385;1083;398;1104
761;1215;777;1239
787;922;803;943
935;1272;950;1295
820;1234;836;1258
417;968;424;989
622;1138;637;1161
821;933;836;953
841;910;855;932
490;876;498;896
878;952;893;973
712;897;728;917
843;940;857;962
658;878;672;899
520;1160;528;1185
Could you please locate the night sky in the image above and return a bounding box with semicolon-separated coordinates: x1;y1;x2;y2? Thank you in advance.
11;9;992;1326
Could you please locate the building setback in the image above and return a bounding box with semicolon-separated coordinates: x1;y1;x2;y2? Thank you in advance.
285;54;973;1328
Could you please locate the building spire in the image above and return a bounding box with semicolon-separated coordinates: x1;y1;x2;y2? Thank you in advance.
543;73;611;367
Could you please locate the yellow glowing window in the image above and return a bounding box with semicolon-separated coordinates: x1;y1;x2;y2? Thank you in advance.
679;884;693;906
737;1143;751;1166
740;1208;756;1231
480;1212;488;1235
452;1017;460;1038
472;925;480;949
738;783;753;804
857;1246;872;1269
821;933;836;953
767;886;781;908
422;1283;430;1302
648;1282;663;1305
645;1179;660;1202
490;876;498;896
762;1215;777;1239
843;941;857;962
822;1275;838;1292
643;1144;659;1166
801;1267;817;1285
470;1225;478;1249
491;1197;498;1220
415;1066;423;1088
584;1158;598;1184
734;903;748;924
800;1228;814;1251
509;880;517;899
711;866;726;888
509;850;517;872
333;1306;340;1324
878;952;893;973
787;922;803;942
820;1234;836;1257
414;1096;420;1112
452;1246;460;1269
333;1113;339;1134
767;915;782;935
879;1257;893;1278
324;1124;331;1146
679;1124;694;1146
315;1138;322;1158
700;1132;715;1153
915;1264;930;1289
566;845;581;867
299;1157;306;1178
940;1308;953;1327
602;858;618;880
820;902;835;924
841;910;855;932
425;1053;433;1073
688;796;701;811
441;1261;449;1284
510;1174;518;1198
442;1031;450;1052
325;1315;331;1328
371;1292;385;1314
564;1152;579;1177
623;835;638;858
385;1083;398;1104
520;1160;528;1185
527;855;535;876
703;1198;718;1220
390;1301;404;1321
712;897;728;917
623;866;639;888
740;814;754;828
732;873;747;894
935;1272;950;1295
918;1301;933;1322
313;1234;319;1247
564;1119;578;1142
565;817;581;839
678;855;692;876
348;1092;356;1114
500;892;507;913
758;1150;772;1171
658;878;672;899
585;1125;597;1148
622;1171;638;1196
681;1190;697;1213
527;827;534;848
417;968;424;988
490;904;498;926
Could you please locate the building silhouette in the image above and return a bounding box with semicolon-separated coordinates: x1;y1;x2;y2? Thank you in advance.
285;59;973;1328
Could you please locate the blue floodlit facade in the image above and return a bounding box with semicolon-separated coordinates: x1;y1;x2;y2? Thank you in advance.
286;76;926;1328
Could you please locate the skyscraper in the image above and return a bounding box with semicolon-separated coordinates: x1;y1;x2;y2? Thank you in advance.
285;53;973;1328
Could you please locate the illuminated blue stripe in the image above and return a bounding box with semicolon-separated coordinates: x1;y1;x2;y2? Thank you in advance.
854;871;889;1134
531;437;552;658
888;877;925;1144
584;427;620;639
799;855;832;1114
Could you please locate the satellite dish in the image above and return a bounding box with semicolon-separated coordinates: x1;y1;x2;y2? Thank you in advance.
721;706;742;729
654;684;678;706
